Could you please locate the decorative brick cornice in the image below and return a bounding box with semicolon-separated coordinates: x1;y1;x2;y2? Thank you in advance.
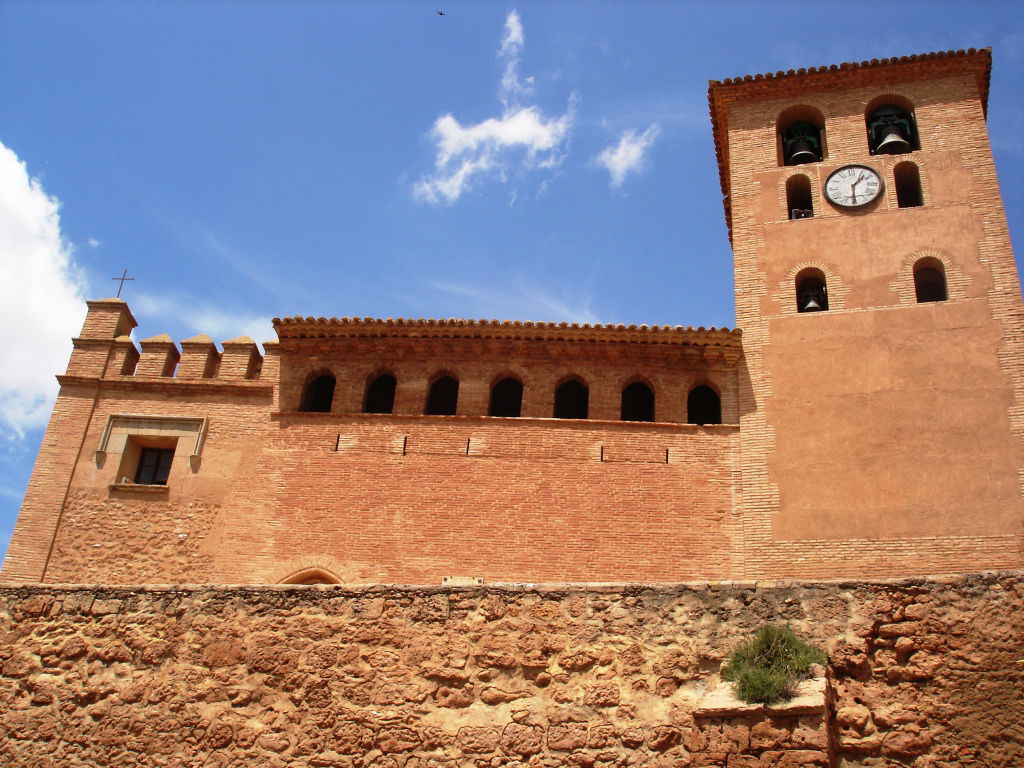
707;48;992;242
56;374;274;397
273;315;741;349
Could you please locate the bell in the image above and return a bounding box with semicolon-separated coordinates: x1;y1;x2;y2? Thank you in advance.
875;125;911;155
801;295;823;312
787;139;819;165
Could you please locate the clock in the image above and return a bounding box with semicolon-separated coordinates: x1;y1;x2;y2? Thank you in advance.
824;164;883;208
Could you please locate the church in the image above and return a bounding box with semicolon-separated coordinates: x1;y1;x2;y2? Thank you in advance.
3;47;1021;586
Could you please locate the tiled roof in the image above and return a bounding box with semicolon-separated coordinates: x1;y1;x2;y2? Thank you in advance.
707;48;993;242
273;315;740;346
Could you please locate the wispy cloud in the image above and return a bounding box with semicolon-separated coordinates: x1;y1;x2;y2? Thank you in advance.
413;10;576;205
425;278;599;325
595;124;660;188
133;292;275;347
0;141;87;440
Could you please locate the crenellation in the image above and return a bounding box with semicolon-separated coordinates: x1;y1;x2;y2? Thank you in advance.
135;333;180;377
178;334;221;379
219;335;263;379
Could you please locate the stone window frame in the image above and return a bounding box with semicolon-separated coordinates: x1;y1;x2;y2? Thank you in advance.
96;415;208;489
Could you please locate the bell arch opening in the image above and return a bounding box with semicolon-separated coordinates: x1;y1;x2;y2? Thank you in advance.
786;174;814;220
777;105;826;167
914;257;947;303
795;268;829;313
866;96;919;155
894;161;924;208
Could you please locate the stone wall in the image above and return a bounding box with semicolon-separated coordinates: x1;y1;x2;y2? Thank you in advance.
2;572;1022;767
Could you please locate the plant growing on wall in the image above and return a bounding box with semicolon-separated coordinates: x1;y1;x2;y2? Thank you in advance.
721;624;826;704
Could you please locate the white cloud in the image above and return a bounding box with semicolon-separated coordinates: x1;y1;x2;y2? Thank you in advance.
132;292;275;347
87;237;101;248
414;10;574;205
0;141;87;439
595;124;661;188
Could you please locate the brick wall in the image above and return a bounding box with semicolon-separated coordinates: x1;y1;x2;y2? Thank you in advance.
717;54;1024;579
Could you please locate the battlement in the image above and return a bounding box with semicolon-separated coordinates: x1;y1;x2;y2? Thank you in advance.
64;298;275;389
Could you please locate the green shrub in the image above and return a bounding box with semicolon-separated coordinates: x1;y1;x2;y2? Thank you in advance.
721;624;826;704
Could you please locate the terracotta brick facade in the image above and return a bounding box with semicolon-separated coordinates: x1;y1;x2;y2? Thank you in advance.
3;48;1022;585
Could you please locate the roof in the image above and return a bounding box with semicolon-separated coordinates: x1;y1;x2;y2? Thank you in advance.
273;315;740;348
707;48;993;242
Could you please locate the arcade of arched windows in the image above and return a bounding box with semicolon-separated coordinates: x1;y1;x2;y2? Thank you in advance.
295;368;729;425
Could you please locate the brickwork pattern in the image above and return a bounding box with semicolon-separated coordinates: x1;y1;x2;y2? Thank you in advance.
1;573;1021;767
719;60;1024;578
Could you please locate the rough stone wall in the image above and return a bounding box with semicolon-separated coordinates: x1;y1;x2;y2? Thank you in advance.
2;573;1021;767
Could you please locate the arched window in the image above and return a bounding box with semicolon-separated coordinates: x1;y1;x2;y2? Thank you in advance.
866;101;918;155
914;258;947;303
894;162;923;208
778;106;826;167
795;268;829;313
620;381;655;422
687;385;722;426
300;373;335;413
786;175;813;220
281;568;341;585
363;373;397;414
489;377;523;417
553;378;589;420
425;375;459;415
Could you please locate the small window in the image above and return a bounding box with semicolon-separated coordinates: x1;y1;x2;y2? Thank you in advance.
363;373;397;414
914;258;947;303
894;162;923;208
281;568;341;585
553;378;589;420
867;103;918;155
795;268;829;313
778;106;826;167
786;175;813;220
620;381;655;422
489;377;523;417
301;374;336;413
687;385;721;426
134;447;174;485
425;375;459;415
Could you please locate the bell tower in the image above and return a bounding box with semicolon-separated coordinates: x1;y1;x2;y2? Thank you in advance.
709;49;1024;577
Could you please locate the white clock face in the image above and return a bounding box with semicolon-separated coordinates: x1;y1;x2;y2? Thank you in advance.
824;165;883;208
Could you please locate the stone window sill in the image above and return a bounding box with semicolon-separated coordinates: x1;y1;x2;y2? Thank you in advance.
109;483;169;494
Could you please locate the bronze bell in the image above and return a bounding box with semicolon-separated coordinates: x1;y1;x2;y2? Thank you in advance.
801;295;823;312
875;124;912;155
787;139;819;165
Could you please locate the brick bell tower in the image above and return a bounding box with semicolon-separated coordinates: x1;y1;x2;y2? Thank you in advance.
709;49;1024;578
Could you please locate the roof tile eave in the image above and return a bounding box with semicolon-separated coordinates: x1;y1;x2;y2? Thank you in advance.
272;316;741;346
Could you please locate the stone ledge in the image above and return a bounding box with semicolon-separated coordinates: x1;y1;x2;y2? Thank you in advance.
694;676;826;718
108;483;169;495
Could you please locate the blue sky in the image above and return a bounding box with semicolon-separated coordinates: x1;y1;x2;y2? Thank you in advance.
2;1;1024;564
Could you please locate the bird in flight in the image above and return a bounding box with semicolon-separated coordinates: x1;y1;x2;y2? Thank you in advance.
436;10;445;15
